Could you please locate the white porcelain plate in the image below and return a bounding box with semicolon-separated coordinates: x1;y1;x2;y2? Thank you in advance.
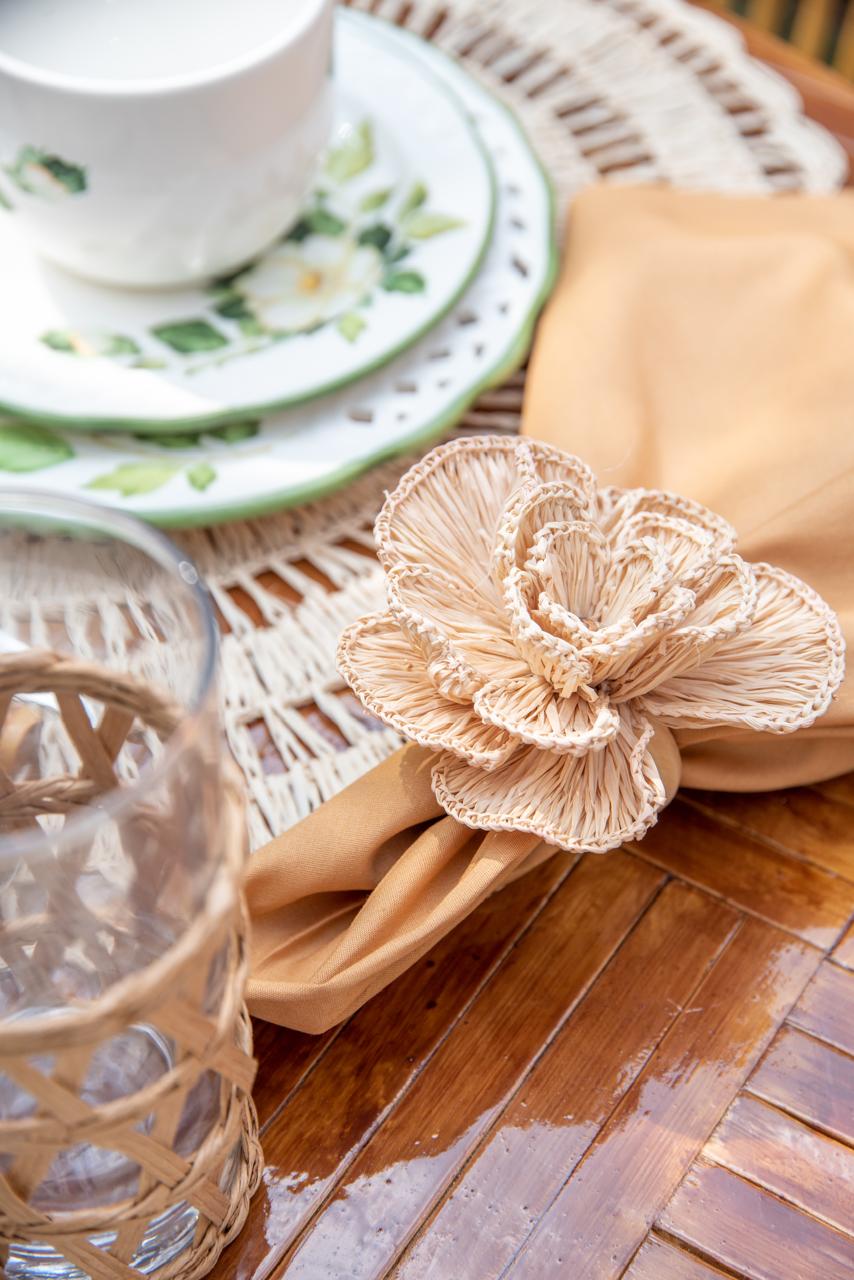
0;14;494;431
0;12;556;524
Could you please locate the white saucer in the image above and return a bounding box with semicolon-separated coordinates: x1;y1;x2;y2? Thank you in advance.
0;12;556;524
0;12;494;431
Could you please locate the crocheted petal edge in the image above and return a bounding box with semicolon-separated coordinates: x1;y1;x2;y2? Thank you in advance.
473;675;620;756
373;436;525;584
431;705;667;853
337;612;518;769
638;563;846;733
385;562;528;697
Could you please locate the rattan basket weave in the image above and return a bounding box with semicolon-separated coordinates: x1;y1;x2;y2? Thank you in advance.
0;652;262;1280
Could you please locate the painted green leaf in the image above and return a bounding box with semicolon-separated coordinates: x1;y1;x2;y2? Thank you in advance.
357;224;392;252
305;207;347;236
131;356;167;370
187;462;217;491
404;211;464;239
42;155;87;194
135;431;202;449
41;330;77;354
359;187;392;212
208;420;260;443
0;187;11;211
285;217;312;243
102;334;141;356
212;290;254;321
383;270;426;294
7;146;86;196
399;181;428;218
337;312;366;343
151;319;229;354
41;329;140;358
324;121;374;183
87;461;177;496
0;422;73;472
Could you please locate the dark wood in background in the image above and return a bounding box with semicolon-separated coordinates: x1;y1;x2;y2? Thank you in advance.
210;16;854;1279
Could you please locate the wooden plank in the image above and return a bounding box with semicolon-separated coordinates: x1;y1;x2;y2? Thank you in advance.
833;920;854;970
272;853;663;1279
659;1161;854;1280
212;852;574;1280
748;1024;854;1145
625;1233;739;1279
812;773;854;808
682;788;854;882
503;919;818;1279
705;1093;854;1235
395;884;738;1280
252;1020;339;1131
788;961;854;1055
629;800;854;949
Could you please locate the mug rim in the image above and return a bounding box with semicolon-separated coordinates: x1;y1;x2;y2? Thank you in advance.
0;0;330;99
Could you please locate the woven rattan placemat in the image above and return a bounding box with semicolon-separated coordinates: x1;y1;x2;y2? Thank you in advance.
178;0;845;848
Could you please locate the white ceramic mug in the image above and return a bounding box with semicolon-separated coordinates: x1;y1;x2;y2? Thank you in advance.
0;0;334;288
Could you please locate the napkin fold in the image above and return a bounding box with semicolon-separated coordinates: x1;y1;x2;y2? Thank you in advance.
247;184;853;1032
523;184;854;790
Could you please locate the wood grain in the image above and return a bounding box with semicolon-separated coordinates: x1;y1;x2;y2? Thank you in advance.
274;854;662;1279
788;961;854;1054
218;852;575;1280
504;919;818;1278
705;1093;854;1234
394;884;738;1280
630;800;854;948
747;1023;854;1145
682;787;854;881
625;1233;741;1279
660;1160;854;1280
833;920;854;970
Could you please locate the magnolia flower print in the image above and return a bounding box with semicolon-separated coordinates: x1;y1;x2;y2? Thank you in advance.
227;236;386;334
337;437;845;854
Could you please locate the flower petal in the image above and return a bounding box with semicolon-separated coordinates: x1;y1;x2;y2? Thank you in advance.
493;482;592;586
525;520;609;620
613;512;719;591
504;566;594;696
385;563;527;698
337;612;517;768
600;486;737;560
609;555;757;701
431;705;666;853
374;437;525;597
639;563;845;732
473;675;620;755
515;441;598;511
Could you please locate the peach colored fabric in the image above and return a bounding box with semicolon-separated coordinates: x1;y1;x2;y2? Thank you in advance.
247;186;851;1031
247;730;680;1031
523;185;854;790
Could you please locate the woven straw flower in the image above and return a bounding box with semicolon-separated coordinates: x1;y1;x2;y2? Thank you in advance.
337;437;844;853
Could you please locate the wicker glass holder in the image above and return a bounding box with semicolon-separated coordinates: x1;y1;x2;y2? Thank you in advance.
0;652;262;1280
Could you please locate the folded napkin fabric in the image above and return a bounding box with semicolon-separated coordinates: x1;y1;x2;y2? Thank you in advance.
523;184;854;790
246;184;852;1033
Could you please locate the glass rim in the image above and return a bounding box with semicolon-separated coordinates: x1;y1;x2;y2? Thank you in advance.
0;489;219;867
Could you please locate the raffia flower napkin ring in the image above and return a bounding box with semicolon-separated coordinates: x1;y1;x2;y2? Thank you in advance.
337;436;845;853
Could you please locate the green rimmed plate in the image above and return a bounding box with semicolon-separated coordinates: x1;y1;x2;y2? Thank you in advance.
0;12;557;524
0;13;495;432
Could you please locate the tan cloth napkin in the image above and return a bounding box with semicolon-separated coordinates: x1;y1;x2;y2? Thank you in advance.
523;184;854;790
247;185;853;1032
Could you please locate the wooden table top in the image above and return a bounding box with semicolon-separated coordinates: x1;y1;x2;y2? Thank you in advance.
211;15;854;1280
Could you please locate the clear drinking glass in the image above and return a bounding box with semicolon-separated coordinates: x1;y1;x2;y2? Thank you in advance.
0;493;231;1279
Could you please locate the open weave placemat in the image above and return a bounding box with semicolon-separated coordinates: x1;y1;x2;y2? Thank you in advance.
174;0;844;850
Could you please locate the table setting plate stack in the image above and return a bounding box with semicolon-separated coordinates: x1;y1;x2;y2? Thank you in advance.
0;8;557;525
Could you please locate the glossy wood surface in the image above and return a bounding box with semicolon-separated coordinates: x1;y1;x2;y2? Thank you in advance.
208;14;854;1279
